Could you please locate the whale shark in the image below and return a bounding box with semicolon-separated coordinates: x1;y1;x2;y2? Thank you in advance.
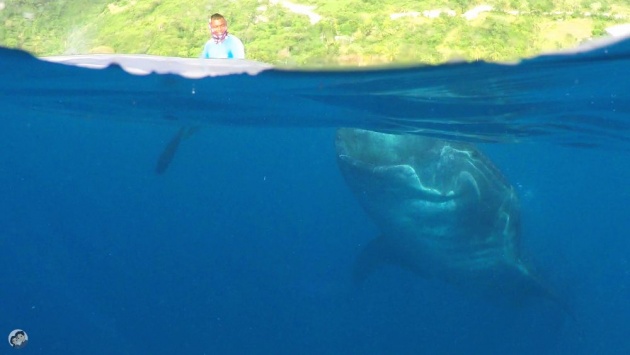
335;128;554;304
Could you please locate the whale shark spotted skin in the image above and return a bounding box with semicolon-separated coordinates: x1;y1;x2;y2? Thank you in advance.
336;128;548;302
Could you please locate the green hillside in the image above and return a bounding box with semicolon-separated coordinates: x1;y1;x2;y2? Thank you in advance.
1;0;629;66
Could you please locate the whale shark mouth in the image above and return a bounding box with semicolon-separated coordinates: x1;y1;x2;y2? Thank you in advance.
337;154;460;203
335;129;481;204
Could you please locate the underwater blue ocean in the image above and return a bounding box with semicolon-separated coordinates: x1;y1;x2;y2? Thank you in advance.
1;37;629;354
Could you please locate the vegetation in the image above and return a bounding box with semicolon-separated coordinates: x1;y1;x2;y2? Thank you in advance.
1;0;629;66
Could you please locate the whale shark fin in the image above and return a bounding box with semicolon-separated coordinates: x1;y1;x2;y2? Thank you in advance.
526;269;578;323
353;236;396;286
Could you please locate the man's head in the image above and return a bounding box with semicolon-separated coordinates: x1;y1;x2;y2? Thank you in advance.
209;13;228;39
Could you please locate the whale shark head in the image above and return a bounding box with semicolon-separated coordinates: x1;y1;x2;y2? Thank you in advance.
335;128;557;305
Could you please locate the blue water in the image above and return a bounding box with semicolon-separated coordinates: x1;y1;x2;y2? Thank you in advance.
0;38;629;354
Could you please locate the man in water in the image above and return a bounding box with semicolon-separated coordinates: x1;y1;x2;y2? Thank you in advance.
200;13;245;59
164;13;243;175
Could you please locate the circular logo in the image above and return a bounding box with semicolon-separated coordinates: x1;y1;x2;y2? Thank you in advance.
8;329;28;349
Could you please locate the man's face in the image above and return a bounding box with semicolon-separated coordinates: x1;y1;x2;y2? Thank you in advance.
209;18;227;36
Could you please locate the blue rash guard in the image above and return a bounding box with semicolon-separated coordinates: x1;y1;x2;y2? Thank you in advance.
200;35;245;59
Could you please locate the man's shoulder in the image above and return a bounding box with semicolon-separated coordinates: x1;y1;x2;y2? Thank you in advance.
228;35;244;45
